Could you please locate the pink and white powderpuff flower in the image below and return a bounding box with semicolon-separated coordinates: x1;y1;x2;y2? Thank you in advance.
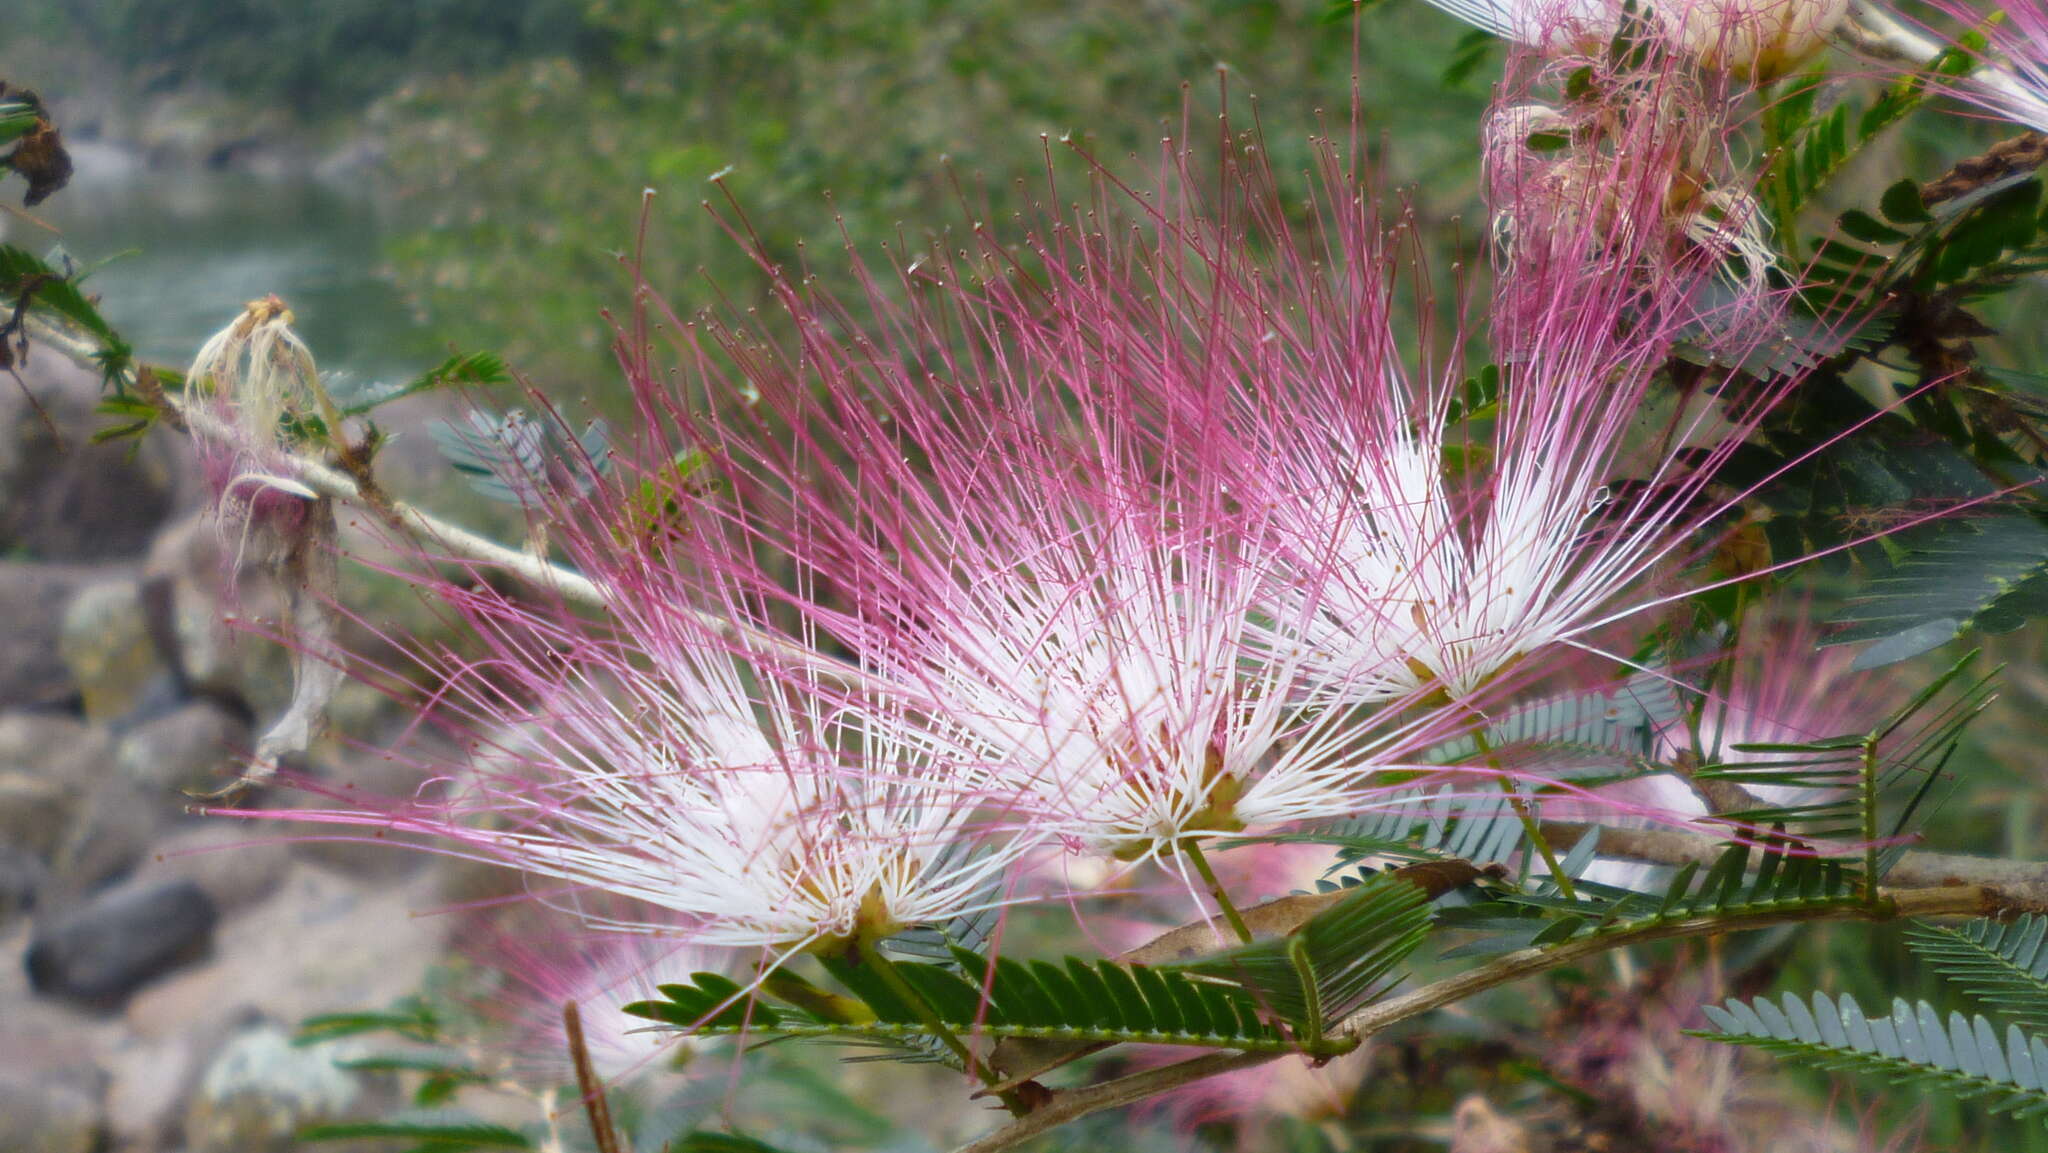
1415;0;1848;78
1241;155;1796;712
1482;30;1792;356
1914;0;2048;133
1137;1042;1377;1143
230;554;1034;955
475;908;730;1086
630;186;1490;873
1567;607;1894;888
650;119;1794;878
801;438;1460;869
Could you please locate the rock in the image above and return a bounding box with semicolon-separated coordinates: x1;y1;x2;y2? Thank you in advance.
144;514;294;719
0;712;113;792
183;1023;382;1153
0;772;75;858
0;713;112;863
134;822;290;913
116;700;250;794
0;1069;105;1153
0;342;188;562
58;578;177;724
103;1033;198;1151
25;879;218;1005
47;774;169;899
0;562;100;711
125;862;447;1043
0;920;120;1069
0;845;48;925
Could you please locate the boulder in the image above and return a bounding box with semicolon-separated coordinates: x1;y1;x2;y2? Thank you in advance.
0;1069;105;1153
0;772;75;859
47;774;171;900
58;578;178;724
0;712;113;864
0;844;47;926
183;1023;386;1153
25;879;218;1005
116;700;250;794
102;1033;199;1152
0;711;113;793
134;822;291;913
0;342;189;562
0;562;99;711
124;862;447;1042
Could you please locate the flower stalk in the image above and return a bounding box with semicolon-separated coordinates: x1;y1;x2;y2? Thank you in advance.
852;936;1030;1117
1182;840;1255;947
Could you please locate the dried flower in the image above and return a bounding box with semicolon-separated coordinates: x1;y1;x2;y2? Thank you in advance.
1417;0;1847;78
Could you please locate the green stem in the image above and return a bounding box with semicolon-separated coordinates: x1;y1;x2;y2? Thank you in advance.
1184;840;1255;945
854;937;1028;1117
1472;727;1575;900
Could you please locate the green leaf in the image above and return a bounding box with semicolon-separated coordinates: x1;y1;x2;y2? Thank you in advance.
295;1002;440;1046
627;972;784;1031
1829;513;2048;666
429;410;611;504
1836;210;1910;246
1445;363;1499;425
1881;179;1932;226
1256;785;1529;870
333;351;513;415
1425;661;1680;770
1909;917;2048;1033
0;244;118;345
1698;992;2048;1123
632;948;1297;1058
297;1119;533;1149
334;1054;489;1081
1455;843;1859;955
0;102;38;147
1180;873;1433;1026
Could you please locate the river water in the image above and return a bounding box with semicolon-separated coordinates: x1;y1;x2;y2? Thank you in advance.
18;151;433;386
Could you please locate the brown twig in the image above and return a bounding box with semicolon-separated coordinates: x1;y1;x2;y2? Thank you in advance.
1543;821;2048;914
1922;131;2048;208
562;1001;623;1153
952;883;1997;1153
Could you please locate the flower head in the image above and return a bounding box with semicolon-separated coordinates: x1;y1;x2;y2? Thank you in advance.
186;294;324;459
1918;0;2048;133
239;539;1030;954
1239;143;1792;709
475;906;728;1086
1417;0;1847;78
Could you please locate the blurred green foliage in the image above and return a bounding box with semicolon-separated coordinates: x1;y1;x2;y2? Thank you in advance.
13;0;603;113
372;0;1490;389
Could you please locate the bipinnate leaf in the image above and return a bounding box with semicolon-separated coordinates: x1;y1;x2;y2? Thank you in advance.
1829;513;2048;669
1909;916;2048;1033
1698;992;2048;1123
298;1115;534;1149
1179;873;1433;1026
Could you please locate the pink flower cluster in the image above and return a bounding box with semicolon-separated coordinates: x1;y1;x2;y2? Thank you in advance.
205;33;1956;1129
234;105;1814;965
